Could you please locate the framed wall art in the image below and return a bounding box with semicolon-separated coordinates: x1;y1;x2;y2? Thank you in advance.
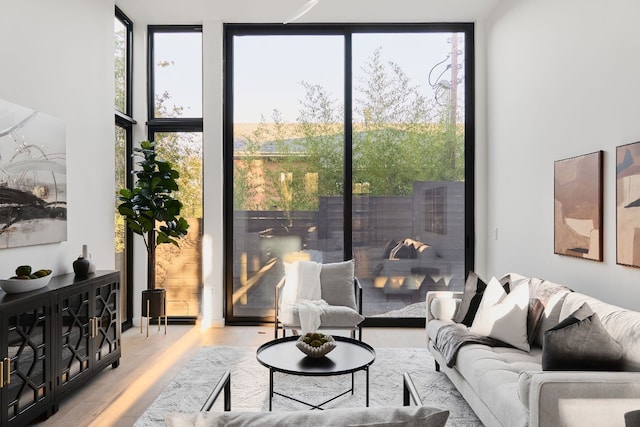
554;151;603;261
0;98;67;249
616;141;640;268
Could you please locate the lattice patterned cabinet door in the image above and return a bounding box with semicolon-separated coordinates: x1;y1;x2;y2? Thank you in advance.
93;280;120;368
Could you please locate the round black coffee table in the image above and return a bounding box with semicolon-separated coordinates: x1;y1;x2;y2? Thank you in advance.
256;336;376;410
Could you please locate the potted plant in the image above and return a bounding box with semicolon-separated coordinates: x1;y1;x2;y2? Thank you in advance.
117;140;189;329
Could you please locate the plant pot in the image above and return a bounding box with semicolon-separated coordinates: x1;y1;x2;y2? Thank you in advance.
141;288;166;318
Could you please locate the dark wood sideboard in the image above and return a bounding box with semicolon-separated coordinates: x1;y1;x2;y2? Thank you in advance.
0;270;121;426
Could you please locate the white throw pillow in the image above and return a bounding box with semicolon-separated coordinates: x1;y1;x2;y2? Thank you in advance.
470;277;531;351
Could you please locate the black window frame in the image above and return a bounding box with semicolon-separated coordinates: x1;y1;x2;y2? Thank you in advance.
115;6;135;331
147;24;203;324
223;23;476;328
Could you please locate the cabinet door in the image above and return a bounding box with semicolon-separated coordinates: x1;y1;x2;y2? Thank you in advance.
56;286;91;396
1;297;51;427
92;280;120;371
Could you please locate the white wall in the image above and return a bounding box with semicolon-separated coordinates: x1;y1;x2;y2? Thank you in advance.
486;0;640;310
0;1;115;279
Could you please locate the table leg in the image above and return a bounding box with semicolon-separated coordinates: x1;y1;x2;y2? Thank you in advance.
366;366;370;407
351;372;355;394
269;368;274;411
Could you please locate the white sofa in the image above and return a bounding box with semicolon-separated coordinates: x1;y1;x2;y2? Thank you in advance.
426;273;640;427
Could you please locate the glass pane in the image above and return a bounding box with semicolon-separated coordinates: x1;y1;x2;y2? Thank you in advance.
352;33;466;317
153;32;202;118
114;125;127;321
232;35;344;318
154;132;203;316
114;17;127;113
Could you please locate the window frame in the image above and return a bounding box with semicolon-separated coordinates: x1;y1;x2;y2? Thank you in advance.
223;23;476;328
115;6;136;330
147;25;203;324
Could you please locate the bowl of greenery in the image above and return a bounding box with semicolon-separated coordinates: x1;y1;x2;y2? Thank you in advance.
295;332;336;358
0;265;52;294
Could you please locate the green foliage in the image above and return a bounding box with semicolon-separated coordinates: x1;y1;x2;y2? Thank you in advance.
117;140;189;252
233;45;465;211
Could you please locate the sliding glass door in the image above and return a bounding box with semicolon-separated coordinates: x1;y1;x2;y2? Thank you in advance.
225;24;474;325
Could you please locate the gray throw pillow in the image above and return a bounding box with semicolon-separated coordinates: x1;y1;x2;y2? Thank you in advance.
320;260;357;310
542;302;623;371
165;406;450;427
453;271;487;325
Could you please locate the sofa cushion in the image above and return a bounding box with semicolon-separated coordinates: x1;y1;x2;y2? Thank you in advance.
320;260;356;310
455;344;542;426
470;277;531;352
542;302;623;371
165;406;450;427
560;292;640;371
279;305;364;328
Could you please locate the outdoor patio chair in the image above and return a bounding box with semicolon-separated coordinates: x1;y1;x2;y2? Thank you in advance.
274;260;364;340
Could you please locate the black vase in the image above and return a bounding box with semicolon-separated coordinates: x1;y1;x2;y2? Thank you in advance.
73;256;90;278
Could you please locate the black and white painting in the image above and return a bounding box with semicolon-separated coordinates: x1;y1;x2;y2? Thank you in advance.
0;99;67;249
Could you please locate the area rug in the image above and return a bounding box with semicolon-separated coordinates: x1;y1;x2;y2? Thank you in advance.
134;346;482;426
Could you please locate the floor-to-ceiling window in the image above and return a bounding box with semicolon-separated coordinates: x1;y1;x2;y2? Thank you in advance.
225;24;474;326
147;25;203;320
114;6;134;328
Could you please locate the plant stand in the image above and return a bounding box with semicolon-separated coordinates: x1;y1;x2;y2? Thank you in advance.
141;288;167;337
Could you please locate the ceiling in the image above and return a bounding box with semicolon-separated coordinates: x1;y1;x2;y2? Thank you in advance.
117;0;504;24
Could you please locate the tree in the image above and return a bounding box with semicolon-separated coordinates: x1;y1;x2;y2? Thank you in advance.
117;141;189;289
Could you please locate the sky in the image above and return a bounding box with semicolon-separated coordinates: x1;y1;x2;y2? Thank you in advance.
234;32;464;123
151;31;466;124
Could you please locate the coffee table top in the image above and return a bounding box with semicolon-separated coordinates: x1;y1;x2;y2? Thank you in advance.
256;336;376;376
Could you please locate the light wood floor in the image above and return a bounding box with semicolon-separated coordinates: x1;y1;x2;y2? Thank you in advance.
32;325;427;427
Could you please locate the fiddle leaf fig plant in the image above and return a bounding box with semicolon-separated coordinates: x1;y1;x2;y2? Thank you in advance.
117;140;189;289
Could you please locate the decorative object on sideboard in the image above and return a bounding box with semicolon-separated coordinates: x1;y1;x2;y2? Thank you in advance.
553;151;603;261
616;141;640;268
0;98;68;249
117;140;189;335
82;244;96;273
0;264;52;294
72;256;90;278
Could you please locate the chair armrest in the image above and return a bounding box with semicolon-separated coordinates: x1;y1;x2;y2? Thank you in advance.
403;372;422;406
354;277;363;315
201;370;231;412
528;371;640;427
274;276;286;338
426;291;462;322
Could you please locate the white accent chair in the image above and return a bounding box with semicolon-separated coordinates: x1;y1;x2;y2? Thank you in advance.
274;260;364;340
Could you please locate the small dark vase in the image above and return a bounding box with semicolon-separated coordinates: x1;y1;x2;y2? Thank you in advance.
73;256;90;278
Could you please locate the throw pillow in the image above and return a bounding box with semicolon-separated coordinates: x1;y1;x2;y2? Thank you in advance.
542;302;623;371
165;406;450;427
470;277;531;352
390;241;417;259
527;298;545;346
382;239;398;259
319;260;357;310
283;261;322;305
452;271;487;326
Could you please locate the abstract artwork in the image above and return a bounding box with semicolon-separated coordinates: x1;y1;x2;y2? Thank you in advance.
616;141;640;268
554;151;603;261
0;99;67;249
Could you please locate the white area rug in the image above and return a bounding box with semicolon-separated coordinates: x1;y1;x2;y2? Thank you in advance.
134;346;482;426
